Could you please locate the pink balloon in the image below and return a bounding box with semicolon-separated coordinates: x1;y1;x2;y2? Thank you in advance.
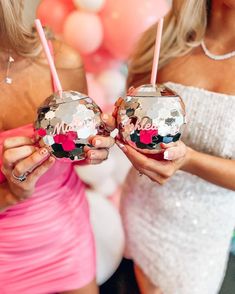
86;74;106;109
83;47;121;73
63;11;104;55
100;0;170;60
37;0;75;34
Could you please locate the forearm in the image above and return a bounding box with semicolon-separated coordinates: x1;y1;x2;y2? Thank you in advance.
0;183;17;212
183;148;235;191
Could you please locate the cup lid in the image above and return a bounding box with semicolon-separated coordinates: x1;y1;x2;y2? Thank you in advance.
39;90;89;108
127;84;178;98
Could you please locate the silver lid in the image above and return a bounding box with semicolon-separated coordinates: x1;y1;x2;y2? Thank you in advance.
127;84;178;98
39;90;89;108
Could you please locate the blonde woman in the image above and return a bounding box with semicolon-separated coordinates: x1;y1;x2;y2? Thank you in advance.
0;1;114;293
116;0;235;293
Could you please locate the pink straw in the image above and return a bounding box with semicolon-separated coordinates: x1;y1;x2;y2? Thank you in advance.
150;18;164;86
35;19;63;96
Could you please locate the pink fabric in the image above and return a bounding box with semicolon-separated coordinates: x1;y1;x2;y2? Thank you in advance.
0;125;96;293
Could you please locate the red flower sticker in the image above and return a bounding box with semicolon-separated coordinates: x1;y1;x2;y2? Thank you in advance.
140;130;158;144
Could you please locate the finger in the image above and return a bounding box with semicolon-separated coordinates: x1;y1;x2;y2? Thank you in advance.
160;142;178;149
101;113;116;131
12;148;50;177
3;137;34;151
163;145;186;161
137;168;167;185
113;98;124;118
86;159;103;165
27;156;55;185
3;145;36;170
116;141;170;177
90;135;115;149
86;149;109;161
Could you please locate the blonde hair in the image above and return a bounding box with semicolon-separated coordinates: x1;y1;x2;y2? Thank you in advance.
0;0;40;57
128;0;211;86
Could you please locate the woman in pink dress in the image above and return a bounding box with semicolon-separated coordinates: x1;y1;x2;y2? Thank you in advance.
0;1;114;293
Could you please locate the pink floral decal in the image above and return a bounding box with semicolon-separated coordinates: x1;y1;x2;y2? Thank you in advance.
53;133;76;151
37;128;47;137
140;130;158;144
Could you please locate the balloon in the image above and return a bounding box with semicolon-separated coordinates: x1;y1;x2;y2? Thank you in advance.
74;0;105;12
63;11;103;55
83;47;121;74
86;74;106;109
100;0;170;60
37;0;75;34
75;151;116;188
86;190;125;285
97;69;126;103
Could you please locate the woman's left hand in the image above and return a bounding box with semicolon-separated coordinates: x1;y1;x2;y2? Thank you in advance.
116;140;189;184
85;113;116;165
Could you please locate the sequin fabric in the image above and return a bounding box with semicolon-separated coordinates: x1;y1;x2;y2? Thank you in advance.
120;82;235;294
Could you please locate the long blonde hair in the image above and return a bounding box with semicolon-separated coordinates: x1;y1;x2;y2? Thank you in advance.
128;0;211;86
0;0;40;57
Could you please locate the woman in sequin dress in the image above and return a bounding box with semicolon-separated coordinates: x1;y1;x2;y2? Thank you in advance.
0;1;114;293
117;0;235;293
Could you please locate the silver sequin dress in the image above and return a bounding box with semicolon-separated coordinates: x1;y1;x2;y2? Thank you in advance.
120;82;235;294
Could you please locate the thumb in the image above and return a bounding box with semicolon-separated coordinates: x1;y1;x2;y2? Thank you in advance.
163;143;186;161
101;113;116;131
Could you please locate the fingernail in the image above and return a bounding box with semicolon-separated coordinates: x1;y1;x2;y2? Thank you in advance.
102;114;109;121
90;151;96;159
116;141;127;152
164;151;170;160
49;157;55;163
40;148;48;156
95;140;101;146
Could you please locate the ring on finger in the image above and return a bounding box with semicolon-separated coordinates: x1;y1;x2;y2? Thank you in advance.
11;170;28;182
138;171;143;177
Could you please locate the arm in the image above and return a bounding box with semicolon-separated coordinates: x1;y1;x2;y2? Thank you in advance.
116;141;235;191
183;148;235;191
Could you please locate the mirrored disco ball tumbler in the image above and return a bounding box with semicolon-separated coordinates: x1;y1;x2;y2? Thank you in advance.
116;84;186;152
35;91;107;162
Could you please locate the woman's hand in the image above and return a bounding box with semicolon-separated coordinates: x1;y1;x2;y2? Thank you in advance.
85;113;116;164
1;137;55;204
116;140;189;184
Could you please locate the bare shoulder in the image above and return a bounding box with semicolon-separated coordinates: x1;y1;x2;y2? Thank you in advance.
52;39;83;70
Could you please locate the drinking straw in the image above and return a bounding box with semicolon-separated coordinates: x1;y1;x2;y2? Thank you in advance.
35;19;63;96
150;18;164;86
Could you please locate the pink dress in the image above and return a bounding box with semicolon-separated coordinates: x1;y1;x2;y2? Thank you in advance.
0;124;96;294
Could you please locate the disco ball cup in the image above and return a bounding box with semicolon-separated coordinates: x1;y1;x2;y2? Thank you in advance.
34;91;107;162
116;84;186;152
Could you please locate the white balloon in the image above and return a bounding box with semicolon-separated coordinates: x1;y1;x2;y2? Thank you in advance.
96;177;117;197
75;154;116;187
97;69;126;103
73;0;105;13
111;145;132;185
86;190;125;285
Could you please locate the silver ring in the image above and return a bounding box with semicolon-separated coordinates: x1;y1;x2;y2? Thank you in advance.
12;171;27;182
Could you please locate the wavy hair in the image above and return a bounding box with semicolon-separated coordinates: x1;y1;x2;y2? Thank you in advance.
128;0;212;86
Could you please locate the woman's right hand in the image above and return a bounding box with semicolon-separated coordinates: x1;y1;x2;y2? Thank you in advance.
1;137;55;204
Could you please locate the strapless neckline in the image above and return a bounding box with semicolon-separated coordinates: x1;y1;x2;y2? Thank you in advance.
165;81;235;99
